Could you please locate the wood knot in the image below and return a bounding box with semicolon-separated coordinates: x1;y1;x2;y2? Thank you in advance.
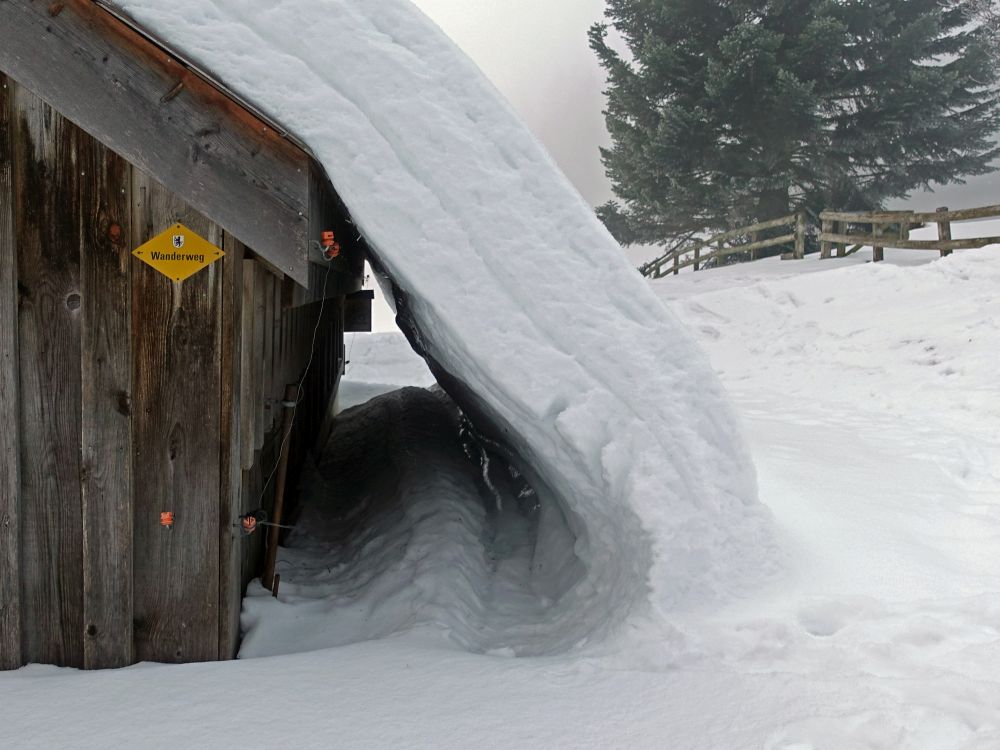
108;222;123;242
116;391;131;417
86;624;97;637
65;292;81;311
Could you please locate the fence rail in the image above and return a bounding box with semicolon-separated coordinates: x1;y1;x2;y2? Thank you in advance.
640;212;807;278
640;202;1000;277
819;204;1000;262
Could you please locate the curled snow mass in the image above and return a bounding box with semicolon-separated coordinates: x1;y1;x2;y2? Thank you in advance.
120;0;778;651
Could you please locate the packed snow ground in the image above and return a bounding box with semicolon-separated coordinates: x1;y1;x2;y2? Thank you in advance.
4;249;999;748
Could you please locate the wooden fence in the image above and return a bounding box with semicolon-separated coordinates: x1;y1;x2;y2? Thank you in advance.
640;203;1000;277
819;204;1000;262
640;213;807;278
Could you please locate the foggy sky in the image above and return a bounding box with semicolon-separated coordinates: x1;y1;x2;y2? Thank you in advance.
410;0;613;207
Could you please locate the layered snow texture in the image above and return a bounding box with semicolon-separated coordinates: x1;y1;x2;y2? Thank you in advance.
115;0;771;648
118;0;777;650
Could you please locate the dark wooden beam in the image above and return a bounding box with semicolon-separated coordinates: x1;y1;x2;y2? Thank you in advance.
0;74;22;671
0;0;312;285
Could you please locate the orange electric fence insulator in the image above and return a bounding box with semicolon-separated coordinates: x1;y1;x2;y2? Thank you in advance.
321;230;341;259
160;511;175;529
241;514;259;535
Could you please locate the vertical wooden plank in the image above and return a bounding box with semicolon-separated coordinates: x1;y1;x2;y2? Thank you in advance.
12;81;85;668
272;280;283;414
253;265;266;451
131;171;221;663
219;234;244;659
0;74;21;671
262;274;275;434
936;207;953;258
820;219;832;259
794;211;806;260
80;130;134;670
240;259;257;470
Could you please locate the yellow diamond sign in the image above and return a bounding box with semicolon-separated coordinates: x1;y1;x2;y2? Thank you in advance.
132;223;224;282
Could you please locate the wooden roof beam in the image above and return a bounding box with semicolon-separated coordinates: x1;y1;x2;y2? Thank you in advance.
0;0;312;285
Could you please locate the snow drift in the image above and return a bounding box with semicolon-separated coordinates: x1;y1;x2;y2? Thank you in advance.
119;0;778;651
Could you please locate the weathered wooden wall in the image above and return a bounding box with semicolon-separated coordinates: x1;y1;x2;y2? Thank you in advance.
0;76;352;669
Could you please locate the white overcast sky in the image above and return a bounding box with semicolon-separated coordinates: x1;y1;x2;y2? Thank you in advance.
410;0;613;207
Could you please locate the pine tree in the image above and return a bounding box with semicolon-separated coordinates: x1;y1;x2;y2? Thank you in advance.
590;0;1000;250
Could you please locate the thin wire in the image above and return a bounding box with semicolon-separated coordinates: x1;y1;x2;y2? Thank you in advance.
255;259;334;509
345;325;357;374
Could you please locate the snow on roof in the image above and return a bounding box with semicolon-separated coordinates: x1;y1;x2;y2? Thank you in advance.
117;0;778;648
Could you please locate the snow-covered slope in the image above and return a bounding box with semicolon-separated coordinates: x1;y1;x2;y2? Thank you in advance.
116;0;776;649
5;250;999;748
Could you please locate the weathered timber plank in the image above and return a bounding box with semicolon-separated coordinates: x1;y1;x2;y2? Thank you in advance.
239;259;257;471
817;232;1000;252
0;0;310;284
698;214;798;249
793;212;806;260
717;234;796;258
219;234;244;659
263;274;275;434
911;204;1000;223
12;81;85;667
316;297;348;452
820;210;915;223
0;74;21;670
272;281;283;418
936;207;953;259
131;172;221;663
254;265;267;451
80;127;134;670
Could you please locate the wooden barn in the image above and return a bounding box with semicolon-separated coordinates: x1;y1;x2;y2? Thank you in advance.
0;1;374;670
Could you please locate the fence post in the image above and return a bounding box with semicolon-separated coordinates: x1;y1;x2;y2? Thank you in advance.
936;206;952;258
820;217;832;259
750;231;759;261
873;245;884;263
693;245;700;272
836;221;846;257
672;251;679;275
794;212;806;259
